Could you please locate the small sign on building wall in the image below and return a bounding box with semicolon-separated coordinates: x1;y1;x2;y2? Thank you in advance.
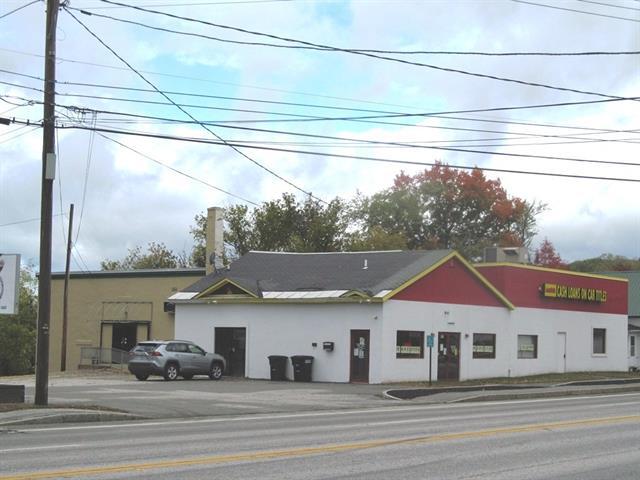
0;254;20;315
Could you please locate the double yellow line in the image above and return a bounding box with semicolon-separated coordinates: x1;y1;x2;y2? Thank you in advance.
3;414;639;480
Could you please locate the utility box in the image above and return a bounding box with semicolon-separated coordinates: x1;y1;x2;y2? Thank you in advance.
322;342;334;352
0;384;25;403
483;246;529;264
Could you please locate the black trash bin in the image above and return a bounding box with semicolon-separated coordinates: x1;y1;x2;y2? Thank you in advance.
268;355;288;381
290;355;314;382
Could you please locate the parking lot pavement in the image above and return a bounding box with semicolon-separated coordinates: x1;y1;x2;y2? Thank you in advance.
2;372;399;419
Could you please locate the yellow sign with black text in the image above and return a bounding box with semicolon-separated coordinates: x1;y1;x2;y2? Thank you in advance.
541;283;607;303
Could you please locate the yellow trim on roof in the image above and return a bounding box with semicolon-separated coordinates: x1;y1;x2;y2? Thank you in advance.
475;262;629;282
382;252;515;310
195;278;258;299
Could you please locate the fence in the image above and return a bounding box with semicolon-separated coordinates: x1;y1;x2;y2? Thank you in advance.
79;347;130;370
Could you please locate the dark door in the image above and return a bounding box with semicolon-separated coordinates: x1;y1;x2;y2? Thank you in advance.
112;323;137;353
437;332;460;381
214;327;246;377
350;330;370;383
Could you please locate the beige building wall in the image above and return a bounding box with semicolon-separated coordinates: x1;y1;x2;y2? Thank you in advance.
49;269;205;372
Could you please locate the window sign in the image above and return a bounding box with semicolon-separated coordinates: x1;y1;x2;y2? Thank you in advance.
518;335;538;359
473;333;496;359
396;331;424;359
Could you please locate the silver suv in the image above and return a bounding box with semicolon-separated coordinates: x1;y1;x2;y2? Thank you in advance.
128;340;226;381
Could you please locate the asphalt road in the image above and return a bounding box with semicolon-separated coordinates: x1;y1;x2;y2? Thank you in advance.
2;392;640;479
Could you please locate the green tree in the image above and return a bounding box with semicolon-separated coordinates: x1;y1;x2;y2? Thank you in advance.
356;164;543;259
101;242;182;270
189;213;207;268
0;267;37;375
569;254;640;272
224;193;350;256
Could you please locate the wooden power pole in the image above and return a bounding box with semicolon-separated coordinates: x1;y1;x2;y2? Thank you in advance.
35;0;60;406
61;203;74;372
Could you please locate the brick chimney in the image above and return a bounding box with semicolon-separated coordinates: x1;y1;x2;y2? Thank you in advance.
205;206;224;275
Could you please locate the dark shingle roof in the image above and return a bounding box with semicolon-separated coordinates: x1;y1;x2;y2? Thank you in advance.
183;250;454;297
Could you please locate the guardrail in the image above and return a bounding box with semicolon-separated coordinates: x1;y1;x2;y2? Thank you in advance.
79;347;130;370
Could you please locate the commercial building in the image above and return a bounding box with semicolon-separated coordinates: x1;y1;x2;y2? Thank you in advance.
49;268;204;371
172;249;628;383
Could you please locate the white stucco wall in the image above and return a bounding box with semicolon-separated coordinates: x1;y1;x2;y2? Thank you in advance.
175;302;382;383
381;299;628;382
175;300;628;384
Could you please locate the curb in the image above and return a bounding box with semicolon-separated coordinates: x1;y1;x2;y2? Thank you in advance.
0;410;145;427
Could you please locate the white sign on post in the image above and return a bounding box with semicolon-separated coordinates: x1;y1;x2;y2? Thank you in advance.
0;254;21;315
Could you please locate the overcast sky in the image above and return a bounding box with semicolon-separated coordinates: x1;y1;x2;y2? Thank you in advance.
1;0;638;272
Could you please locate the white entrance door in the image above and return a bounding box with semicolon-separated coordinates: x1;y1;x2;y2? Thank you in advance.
557;332;567;373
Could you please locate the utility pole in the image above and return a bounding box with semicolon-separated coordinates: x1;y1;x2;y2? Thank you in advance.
61;203;74;372
35;0;60;406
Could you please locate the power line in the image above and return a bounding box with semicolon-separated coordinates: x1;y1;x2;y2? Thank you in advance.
83;0;296;8
55;124;640;183
79;2;634;100
64;7;326;204
512;0;640;22
575;0;640;11
51;103;640;168
97;133;260;205
0;0;39;20
3;73;637;135
0;213;65;228
74;111;97;244
71;7;640;57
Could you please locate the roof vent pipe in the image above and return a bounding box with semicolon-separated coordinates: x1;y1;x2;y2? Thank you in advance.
363;259;368;270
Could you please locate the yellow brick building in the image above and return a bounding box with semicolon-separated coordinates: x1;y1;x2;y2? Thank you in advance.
49;268;205;372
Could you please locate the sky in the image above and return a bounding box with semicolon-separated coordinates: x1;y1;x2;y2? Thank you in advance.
0;0;638;272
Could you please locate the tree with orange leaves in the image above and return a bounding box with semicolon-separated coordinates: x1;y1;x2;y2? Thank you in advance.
356;163;545;259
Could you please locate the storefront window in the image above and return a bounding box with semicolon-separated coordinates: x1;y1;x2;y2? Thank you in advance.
593;328;606;354
396;331;424;359
473;333;496;359
517;335;538;359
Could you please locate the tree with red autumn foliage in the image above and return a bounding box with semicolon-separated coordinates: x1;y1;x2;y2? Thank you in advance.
355;163;545;259
534;238;566;268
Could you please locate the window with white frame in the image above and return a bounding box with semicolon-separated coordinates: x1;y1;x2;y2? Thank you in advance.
593;328;606;355
517;335;538;359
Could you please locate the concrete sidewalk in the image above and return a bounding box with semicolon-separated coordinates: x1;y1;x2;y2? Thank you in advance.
2;374;640;427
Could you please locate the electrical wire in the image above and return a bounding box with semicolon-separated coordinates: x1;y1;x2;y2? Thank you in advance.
0;213;66;228
3;70;638;127
72;6;640;57
51;103;640;168
0;0;39;20
54;123;640;183
65;7;327;204
575;0;640;11
74;111;97;244
512;0;640;22
97;133;260;205
82;0;636;100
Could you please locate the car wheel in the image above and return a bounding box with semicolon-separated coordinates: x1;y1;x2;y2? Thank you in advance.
135;374;149;381
164;363;180;381
182;374;193;380
209;362;223;380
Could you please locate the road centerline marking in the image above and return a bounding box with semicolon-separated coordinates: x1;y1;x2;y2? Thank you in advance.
2;414;639;480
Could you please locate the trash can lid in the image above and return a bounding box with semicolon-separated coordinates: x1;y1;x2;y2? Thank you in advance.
291;355;314;362
268;355;288;360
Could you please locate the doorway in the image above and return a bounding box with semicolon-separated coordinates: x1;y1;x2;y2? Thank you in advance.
112;323;137;353
437;332;460;381
350;329;370;383
557;332;567;373
214;327;246;377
